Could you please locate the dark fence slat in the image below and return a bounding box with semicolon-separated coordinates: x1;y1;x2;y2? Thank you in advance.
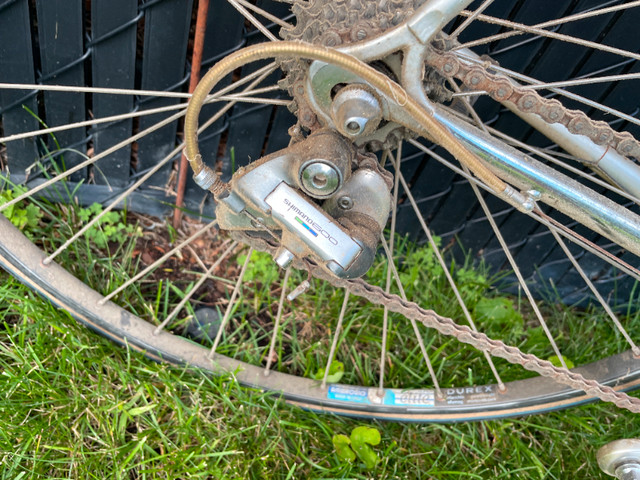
182;0;246;214
135;0;193;190
219;0;290;181
90;0;138;188
35;0;87;182
0;0;39;181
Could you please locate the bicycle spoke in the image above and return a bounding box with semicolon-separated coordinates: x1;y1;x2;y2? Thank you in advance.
453;52;640;128
378;145;403;394
0;83;193;98
0;109;186;214
397;169;505;390
209;247;253;358
439;101;640;204
407;137;640;285
400;82;507;386
321;290;350;389
457;1;640;50
153;240;238;335
548;228;640;356
0;103;188;144
466;163;569;368
450;72;640;97
450;0;497;40
233;0;292;29
226;0;279;42
98;220;219;305
39;66;279;264
264;268;292;375
379;235;443;398
482;121;640;205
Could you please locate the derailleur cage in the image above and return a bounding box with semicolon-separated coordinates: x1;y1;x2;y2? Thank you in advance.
215;130;393;279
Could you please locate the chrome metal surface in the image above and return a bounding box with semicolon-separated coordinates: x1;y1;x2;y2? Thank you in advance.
274;248;295;269
331;86;382;137
266;182;363;277
336;0;474;62
598;439;640;478
325;168;393;230
430;106;640;258
337;196;353;210
300;161;341;197
454;47;640;200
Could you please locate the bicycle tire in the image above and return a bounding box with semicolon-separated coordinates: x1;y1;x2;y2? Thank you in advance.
1;0;639;421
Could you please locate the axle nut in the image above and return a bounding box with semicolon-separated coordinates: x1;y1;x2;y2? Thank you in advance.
331;85;382;138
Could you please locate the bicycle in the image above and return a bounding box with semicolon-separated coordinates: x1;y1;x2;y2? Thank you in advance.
1;0;639;436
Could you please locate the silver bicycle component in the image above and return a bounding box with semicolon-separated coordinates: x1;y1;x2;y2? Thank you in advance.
298;0;640;256
430;106;640;258
287;280;311;301
265;182;363;276
325;168;395;230
337;196;353;210
453;48;640;200
274;247;295;269
300;161;341;197
215;130;392;278
335;0;474;63
598;439;640;479
331;85;382;138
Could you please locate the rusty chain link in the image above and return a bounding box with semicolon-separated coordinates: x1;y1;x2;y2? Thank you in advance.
425;48;640;161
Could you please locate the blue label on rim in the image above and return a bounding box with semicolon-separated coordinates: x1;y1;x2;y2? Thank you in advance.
327;385;435;407
327;385;370;404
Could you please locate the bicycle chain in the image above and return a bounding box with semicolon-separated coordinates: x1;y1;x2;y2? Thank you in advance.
425;47;640;162
234;232;640;413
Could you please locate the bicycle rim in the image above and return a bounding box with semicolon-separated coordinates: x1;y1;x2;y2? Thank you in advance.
1;0;639;421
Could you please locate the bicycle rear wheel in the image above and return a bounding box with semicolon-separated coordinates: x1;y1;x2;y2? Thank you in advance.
1;0;639;421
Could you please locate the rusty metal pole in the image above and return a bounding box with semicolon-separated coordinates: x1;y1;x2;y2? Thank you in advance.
173;0;210;229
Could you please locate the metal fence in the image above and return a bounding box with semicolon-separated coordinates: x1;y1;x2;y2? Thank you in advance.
0;0;295;217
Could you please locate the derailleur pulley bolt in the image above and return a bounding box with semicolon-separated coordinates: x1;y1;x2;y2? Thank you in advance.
287;280;311;301
337;196;353;210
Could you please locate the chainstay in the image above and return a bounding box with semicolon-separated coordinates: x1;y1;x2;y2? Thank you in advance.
425;47;640;161
236;232;640;413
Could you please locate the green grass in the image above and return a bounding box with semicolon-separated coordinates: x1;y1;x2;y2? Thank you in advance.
1;190;640;478
1;275;639;479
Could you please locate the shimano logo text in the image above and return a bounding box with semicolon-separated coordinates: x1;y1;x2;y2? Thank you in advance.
283;198;338;246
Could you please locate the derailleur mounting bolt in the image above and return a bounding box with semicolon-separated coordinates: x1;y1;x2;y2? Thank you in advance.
331;85;382;138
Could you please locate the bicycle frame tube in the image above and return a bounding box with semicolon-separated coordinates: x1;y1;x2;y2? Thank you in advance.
454;48;640;200
432;105;640;259
311;0;640;258
398;44;640;260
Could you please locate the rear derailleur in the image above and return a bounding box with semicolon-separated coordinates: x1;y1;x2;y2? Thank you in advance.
215;129;393;279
